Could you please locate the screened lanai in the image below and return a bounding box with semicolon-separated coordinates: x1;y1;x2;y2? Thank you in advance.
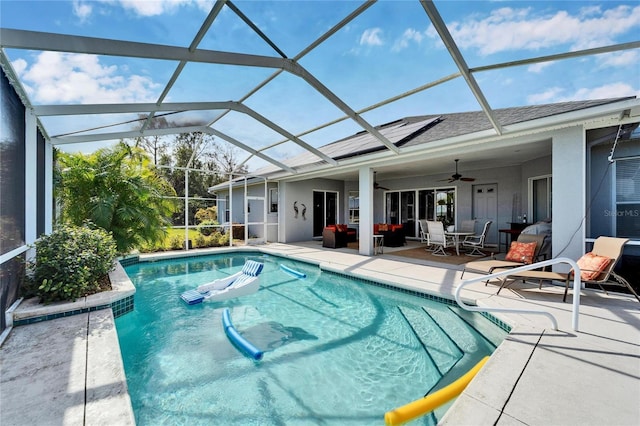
1;1;640;330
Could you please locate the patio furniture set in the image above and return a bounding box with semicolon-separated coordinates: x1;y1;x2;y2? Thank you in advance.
322;223;405;249
419;219;493;257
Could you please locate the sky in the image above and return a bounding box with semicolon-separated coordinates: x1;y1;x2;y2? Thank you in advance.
1;0;639;171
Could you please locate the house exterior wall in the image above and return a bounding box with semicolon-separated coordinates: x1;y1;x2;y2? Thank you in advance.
280;178;343;243
223;180;278;241
364;166;523;246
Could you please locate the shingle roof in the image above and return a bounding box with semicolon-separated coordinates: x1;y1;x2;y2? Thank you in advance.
254;97;634;176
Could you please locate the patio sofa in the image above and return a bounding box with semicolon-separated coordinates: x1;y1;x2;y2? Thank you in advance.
373;223;406;247
322;224;356;248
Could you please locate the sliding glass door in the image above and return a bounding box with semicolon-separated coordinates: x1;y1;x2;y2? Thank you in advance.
384;191;416;237
418;187;456;229
313;191;338;237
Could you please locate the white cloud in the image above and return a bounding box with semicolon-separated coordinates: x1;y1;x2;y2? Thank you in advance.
597;50;639;68
528;82;639;104
527;87;564;104
527;61;555;73
563;82;640;101
14;51;159;104
440;5;640;56
116;0;205;17
392;28;424;52
73;1;93;22
11;58;28;75
360;28;384;47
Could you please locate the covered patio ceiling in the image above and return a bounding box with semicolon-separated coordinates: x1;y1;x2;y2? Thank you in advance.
1;0;639;181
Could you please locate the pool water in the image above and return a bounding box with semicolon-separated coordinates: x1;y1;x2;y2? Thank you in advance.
117;253;506;425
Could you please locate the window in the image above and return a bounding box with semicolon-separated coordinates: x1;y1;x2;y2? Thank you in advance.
615;158;640;238
224;195;230;222
269;188;278;213
417;187;456;228
587;124;640;240
529;175;552;223
348;191;359;224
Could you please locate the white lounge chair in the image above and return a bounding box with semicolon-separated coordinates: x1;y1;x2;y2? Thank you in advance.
181;260;264;304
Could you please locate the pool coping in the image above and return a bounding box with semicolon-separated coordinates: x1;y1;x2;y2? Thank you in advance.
11;261;136;326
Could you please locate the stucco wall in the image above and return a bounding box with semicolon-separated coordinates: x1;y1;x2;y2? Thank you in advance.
281;178;343;243
552;126;585;264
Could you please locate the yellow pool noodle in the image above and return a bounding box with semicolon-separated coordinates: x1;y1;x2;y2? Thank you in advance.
384;356;489;426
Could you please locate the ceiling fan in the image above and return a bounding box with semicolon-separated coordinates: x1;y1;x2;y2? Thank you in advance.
440;159;476;183
374;172;390;190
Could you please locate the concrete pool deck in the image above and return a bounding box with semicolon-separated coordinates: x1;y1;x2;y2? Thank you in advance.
1;241;639;425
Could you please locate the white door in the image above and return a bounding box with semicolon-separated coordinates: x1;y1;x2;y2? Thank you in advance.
472;184;498;245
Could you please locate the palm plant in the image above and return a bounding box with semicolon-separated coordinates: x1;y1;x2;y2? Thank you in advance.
56;143;177;254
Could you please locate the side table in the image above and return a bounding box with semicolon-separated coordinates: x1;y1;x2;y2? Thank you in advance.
373;234;384;255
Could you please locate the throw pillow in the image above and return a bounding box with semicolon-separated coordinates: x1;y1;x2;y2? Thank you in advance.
505;241;537;264
378;224;389;232
575;252;611;281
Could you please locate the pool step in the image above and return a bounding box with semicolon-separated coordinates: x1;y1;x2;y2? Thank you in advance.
398;306;463;377
420;305;498;396
447;306;506;349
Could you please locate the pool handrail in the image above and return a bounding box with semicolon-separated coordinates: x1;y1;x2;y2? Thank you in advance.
456;257;582;331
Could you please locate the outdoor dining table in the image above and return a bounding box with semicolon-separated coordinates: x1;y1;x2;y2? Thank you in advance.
445;231;475;256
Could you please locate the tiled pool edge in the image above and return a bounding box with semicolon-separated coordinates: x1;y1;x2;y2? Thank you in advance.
12;260;136;326
320;267;512;333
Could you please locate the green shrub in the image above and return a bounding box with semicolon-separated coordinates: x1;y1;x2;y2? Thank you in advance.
29;224;117;303
198;219;218;236
169;235;183;250
194;233;206;248
195;206;218;224
215;232;230;247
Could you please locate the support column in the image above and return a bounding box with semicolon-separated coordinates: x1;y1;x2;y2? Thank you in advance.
359;167;374;256
25;109;37;245
44;139;53;234
552;125;586;265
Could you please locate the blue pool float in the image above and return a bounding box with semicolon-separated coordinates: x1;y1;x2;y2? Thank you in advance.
280;264;306;278
222;308;263;361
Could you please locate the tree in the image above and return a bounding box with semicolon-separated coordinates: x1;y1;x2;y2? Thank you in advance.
132;114;171;165
56;142;177;254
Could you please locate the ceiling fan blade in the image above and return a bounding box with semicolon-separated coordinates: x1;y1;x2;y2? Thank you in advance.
460;177;476;182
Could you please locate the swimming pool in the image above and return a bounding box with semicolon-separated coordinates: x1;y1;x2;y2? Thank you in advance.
117;252;507;425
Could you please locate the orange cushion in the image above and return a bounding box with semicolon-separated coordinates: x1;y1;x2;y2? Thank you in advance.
336;224;347;232
576;252;611;281
325;225;336;232
505;241;537;264
390;224;403;232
